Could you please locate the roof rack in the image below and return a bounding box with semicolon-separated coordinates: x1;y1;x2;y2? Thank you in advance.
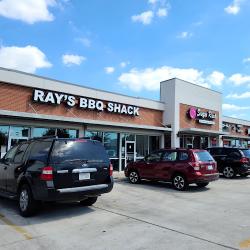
28;135;58;141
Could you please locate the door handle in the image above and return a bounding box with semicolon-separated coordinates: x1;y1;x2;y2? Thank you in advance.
4;166;7;170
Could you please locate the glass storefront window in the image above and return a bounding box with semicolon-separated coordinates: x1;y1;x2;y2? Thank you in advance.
10;126;30;137
103;132;118;158
33;128;56;137
57;129;78;138
136;135;148;158
85;131;103;142
0;126;9;158
149;136;160;153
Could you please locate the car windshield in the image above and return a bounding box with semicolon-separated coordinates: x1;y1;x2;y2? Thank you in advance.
241;149;250;158
194;151;214;162
51;140;109;163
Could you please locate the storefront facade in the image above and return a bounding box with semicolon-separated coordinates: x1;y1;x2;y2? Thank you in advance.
0;67;249;171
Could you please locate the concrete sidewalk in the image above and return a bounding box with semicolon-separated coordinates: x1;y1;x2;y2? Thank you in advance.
113;171;126;182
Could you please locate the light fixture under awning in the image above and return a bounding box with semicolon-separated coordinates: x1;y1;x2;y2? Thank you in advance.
178;128;229;136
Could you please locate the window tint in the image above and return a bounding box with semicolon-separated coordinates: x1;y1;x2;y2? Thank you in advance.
241;149;250;158
146;151;162;162
162;151;177;161
4;146;18;162
14;143;29;163
194;151;214;162
51;140;109;163
179;151;189;161
29;141;52;163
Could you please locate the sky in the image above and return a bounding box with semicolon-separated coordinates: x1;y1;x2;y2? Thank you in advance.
0;0;250;120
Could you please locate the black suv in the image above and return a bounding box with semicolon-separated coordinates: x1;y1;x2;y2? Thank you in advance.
0;137;113;216
207;147;250;178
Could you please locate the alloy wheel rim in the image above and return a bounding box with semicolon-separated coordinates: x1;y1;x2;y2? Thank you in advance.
19;189;29;212
224;167;234;178
174;176;185;189
129;172;138;183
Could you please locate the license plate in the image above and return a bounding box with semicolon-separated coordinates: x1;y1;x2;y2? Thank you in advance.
79;173;90;180
207;165;213;170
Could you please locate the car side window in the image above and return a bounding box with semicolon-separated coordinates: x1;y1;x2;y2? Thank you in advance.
179;151;189;161
13;143;29;164
4;146;19;163
162;151;177;162
28;141;52;164
146;151;162;163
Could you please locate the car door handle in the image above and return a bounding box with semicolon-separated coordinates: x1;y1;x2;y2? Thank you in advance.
4;166;7;170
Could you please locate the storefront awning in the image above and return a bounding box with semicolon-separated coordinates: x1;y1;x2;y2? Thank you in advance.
222;134;250;140
178;128;229;136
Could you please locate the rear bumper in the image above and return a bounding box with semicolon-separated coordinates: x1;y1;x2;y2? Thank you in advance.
39;177;114;202
189;173;220;184
238;165;250;175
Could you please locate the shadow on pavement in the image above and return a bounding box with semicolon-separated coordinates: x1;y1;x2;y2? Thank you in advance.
0;196;95;225
119;179;211;193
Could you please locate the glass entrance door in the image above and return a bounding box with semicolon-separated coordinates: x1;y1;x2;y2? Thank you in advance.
125;141;136;167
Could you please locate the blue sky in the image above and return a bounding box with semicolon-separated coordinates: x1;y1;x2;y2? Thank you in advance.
0;0;250;120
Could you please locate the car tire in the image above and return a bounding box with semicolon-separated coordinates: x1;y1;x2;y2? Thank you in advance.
223;166;235;178
196;182;209;188
18;184;38;217
128;170;140;184
80;197;98;206
240;173;249;177
172;174;188;191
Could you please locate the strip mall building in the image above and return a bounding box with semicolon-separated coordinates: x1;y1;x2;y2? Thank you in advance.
0;67;249;171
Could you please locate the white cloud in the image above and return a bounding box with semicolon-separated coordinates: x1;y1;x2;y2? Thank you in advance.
118;66;215;92
157;8;167;17
225;0;243;15
0;0;56;24
177;31;193;39
120;61;130;68
206;71;225;86
243;57;250;63
222;103;250;111
105;67;115;74
0;45;52;73
62;54;86;66
75;37;91;47
229;73;250;85
148;0;158;4
226;92;250;99
131;11;154;25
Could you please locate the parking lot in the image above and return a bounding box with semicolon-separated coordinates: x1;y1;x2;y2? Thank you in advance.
0;177;250;250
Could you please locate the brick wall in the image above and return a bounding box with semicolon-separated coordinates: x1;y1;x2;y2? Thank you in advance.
179;103;219;131
0;82;163;127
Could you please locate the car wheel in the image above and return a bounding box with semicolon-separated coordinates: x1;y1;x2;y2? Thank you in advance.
196;182;209;188
223;166;235;178
128;170;140;184
240;173;249;177
172;174;188;191
80;197;98;206
18;184;38;217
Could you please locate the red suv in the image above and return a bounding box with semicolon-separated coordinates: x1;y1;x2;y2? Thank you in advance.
124;149;219;191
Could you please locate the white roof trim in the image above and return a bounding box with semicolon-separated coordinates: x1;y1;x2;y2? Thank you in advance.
0;67;165;111
223;116;250;126
222;134;250;140
0;109;171;132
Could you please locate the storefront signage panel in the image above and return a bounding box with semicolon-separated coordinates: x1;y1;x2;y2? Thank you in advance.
188;107;216;125
33;89;140;116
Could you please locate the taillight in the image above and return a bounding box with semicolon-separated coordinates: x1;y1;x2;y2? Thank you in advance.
109;163;113;176
40;166;53;181
240;157;249;164
189;161;200;171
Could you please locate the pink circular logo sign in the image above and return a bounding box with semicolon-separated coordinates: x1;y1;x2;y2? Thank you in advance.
188;107;197;119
